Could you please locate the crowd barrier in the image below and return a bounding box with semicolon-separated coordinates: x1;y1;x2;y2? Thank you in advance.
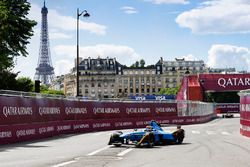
0;91;216;144
238;90;250;137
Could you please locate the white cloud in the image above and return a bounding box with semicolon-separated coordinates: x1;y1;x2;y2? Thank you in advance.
182;54;197;61
54;60;74;76
53;44;142;74
144;0;189;5
176;0;250;34
121;6;138;14
207;44;250;71
49;9;106;35
50;32;72;39
29;3;107;36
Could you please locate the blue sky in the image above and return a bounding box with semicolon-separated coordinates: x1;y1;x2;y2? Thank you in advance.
14;0;250;79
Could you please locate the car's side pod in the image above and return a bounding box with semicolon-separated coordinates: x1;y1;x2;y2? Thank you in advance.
136;132;155;148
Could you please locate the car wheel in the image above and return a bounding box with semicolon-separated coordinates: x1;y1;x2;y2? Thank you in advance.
108;131;123;145
173;129;184;144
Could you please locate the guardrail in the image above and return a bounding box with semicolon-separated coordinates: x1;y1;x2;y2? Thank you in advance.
238;89;250;137
0;90;216;144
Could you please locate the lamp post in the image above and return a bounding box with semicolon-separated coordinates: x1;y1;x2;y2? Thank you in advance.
76;8;90;97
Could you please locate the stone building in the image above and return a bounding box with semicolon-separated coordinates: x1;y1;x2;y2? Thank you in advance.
64;57;208;98
161;58;207;88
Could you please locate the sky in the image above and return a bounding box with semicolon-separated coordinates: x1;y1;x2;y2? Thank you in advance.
13;0;250;79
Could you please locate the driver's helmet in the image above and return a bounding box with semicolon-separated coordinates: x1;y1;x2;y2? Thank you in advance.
145;125;153;132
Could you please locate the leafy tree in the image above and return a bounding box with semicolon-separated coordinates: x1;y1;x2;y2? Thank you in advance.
34;84;64;95
130;59;145;68
0;0;37;71
205;92;239;103
140;59;145;67
16;77;33;92
158;86;180;95
135;61;139;67
42;90;64;95
0;70;18;90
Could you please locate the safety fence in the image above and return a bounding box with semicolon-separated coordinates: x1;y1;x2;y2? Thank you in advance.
0;90;216;144
238;90;250;138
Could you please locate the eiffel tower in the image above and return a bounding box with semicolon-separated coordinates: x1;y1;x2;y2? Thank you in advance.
34;1;54;85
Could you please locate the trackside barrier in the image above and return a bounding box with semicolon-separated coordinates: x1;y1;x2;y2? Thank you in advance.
215;103;240;114
238;90;250;137
0;91;216;144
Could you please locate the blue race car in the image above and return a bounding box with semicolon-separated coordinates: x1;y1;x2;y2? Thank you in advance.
108;120;185;147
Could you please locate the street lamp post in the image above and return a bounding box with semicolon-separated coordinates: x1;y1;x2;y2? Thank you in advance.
76;8;90;97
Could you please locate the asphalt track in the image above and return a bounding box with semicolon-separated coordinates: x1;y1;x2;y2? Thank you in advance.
0;115;250;167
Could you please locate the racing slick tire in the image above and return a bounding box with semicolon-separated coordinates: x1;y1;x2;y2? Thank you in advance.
173;129;185;144
108;131;123;146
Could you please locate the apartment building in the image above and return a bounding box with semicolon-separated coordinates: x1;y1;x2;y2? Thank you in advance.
64;57;207;98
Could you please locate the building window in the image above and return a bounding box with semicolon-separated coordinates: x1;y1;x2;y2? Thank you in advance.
91;83;95;87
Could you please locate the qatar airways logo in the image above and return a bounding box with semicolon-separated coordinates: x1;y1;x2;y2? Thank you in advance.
217;77;250;88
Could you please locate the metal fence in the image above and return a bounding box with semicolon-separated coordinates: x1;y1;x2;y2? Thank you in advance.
177;100;215;117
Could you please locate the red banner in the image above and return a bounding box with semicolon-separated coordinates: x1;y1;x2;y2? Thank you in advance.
199;74;250;91
239;94;250;137
215;104;240;113
0;96;178;125
0;95;216;144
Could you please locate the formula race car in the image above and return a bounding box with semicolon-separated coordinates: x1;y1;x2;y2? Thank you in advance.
108;120;185;147
222;113;234;118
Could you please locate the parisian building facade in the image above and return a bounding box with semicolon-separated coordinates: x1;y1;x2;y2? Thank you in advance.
64;57;207;98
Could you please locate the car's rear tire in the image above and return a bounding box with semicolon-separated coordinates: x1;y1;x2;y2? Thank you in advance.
173;129;185;144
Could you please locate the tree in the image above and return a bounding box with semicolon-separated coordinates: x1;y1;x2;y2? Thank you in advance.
158;86;180;95
130;59;146;68
205;92;239;103
0;70;18;90
16;77;33;92
0;0;37;71
135;61;139;68
140;59;145;67
35;84;64;95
